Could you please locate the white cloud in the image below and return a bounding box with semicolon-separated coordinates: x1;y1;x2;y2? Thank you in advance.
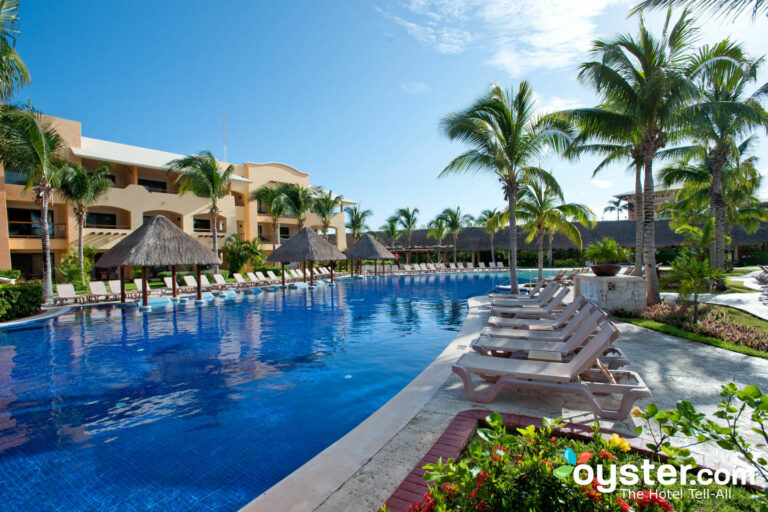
377;0;630;76
534;94;582;115
591;179;614;189
400;82;433;95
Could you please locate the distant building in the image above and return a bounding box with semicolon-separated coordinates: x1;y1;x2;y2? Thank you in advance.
0;115;352;277
614;185;681;220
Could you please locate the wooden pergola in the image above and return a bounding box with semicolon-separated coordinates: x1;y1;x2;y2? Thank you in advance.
266;227;347;286
95;216;220;306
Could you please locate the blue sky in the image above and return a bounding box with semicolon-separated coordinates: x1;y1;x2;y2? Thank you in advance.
17;0;768;229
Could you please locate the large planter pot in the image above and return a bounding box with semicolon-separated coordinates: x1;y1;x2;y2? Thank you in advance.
590;264;621;277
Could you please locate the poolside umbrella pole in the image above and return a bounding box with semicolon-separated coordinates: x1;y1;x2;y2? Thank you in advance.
346;235;395;280
266;227;347;288
281;262;286;287
171;265;178;298
95;216;220;311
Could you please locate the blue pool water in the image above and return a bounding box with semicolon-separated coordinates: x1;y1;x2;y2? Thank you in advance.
0;271;521;510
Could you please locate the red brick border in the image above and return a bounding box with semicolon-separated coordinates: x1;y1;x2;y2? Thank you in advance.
384;410;634;512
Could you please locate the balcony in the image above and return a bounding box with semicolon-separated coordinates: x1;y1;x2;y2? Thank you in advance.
8;221;66;239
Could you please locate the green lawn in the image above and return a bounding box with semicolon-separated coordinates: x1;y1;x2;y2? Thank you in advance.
617;304;768;360
726;268;757;277
660;278;757;294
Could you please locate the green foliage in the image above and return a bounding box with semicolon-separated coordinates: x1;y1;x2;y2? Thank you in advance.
0;282;43;321
662;253;723;322
584;238;629;264
56;246;96;290
0;269;21;279
554;258;581;267
345;204;372;243
222;234;263;274
740;252;768;266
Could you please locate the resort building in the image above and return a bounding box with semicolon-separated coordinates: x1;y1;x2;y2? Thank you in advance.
0;115;351;277
614;185;680;220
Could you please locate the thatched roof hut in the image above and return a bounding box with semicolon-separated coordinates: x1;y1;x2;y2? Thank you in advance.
96;215;220;268
96;215;220;304
267;227;346;286
267;227;346;263
346;234;396;260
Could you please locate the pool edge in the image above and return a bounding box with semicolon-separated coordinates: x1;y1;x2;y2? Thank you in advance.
240;295;491;512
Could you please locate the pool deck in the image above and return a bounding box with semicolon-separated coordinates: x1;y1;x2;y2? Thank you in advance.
246;295;768;512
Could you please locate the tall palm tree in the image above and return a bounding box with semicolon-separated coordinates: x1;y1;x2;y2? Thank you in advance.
0;1;29;102
440;81;574;294
395;207;419;264
516;179;595;282
427;217;448;264
168;150;234;272
574;9;699;304
58;162;112;283
313;189;344;240
438;206;475;264
672;42;768;270
631;0;767;19
280;183;318;230
476;208;502;265
0;106;64;302
345;204;372;243
381;217;401;262
249;184;287;251
603;198;632;221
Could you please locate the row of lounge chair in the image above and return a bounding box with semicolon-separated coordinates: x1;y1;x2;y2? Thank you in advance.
53;267;345;305
757;265;768;285
451;281;651;419
397;261;509;274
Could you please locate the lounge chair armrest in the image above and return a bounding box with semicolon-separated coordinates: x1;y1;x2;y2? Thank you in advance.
527;350;562;362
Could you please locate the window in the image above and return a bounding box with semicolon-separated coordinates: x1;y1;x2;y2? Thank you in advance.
3;170;28;185
194;218;211;231
7;208;54;236
138;178;167;193
279;226;290;243
85;212;117;227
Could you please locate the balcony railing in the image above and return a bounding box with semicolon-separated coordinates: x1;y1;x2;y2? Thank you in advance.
8;221;66;238
84;223;131;229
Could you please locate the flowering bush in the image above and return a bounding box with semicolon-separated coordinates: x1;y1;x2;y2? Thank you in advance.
641;304;768;351
383;412;760;512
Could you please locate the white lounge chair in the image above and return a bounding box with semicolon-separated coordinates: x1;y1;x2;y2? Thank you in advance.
54;284;85;305
88;281;120;302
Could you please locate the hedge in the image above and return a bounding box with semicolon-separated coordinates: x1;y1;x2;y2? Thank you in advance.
0;269;21;280
0;281;43;321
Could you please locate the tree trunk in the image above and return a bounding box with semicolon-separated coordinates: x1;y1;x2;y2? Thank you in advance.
272;219;278;251
710;152;727;271
210;206;220;273
490;235;495;265
78;217;85;284
453;235;458;263
547;234;553;268
537;233;544;283
643;156;659;305
40;191;53;302
633;162;644;276
507;184;519;294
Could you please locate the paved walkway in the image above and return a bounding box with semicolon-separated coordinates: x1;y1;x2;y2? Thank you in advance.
313;299;768;511
660;271;768;321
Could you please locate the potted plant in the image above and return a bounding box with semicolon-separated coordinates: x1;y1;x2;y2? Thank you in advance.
584;237;629;276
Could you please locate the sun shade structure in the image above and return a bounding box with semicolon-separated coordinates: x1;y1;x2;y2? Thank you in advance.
266;227;346;286
346;234;396;276
96;215;220;305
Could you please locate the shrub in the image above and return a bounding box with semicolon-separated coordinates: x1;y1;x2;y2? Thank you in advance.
517;250;538;267
56;247;95;289
0;269;21;279
584;237;629;264
642;303;768;351
0;282;43;321
553;258;580;268
740;252;768;266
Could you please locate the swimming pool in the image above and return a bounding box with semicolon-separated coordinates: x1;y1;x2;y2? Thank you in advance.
0;271;524;510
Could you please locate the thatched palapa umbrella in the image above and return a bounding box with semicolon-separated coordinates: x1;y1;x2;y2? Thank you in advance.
346;234;395;276
266;227;346;286
96;215;220;306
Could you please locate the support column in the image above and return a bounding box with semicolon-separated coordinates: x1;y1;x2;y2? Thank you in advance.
281;262;286;287
120;266;126;303
141;266;148;306
309;261;314;286
171;265;178;298
196;265;202;301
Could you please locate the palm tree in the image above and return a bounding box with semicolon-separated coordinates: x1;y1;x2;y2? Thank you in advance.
168;150;234;272
516;179;595;282
0;106;64;302
573;9;699;305
671;42;768;271
222;234;263;274
58;162;112;283
603;198;632;221
438;206;475;264
345;204;372;243
440;81;574;294
0;1;30;102
280;183;318;229
381;217;401;262
631;0;767;19
426;217;448;264
395;207;419;264
249;184;287;251
313;189;344;239
475;208;502;265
